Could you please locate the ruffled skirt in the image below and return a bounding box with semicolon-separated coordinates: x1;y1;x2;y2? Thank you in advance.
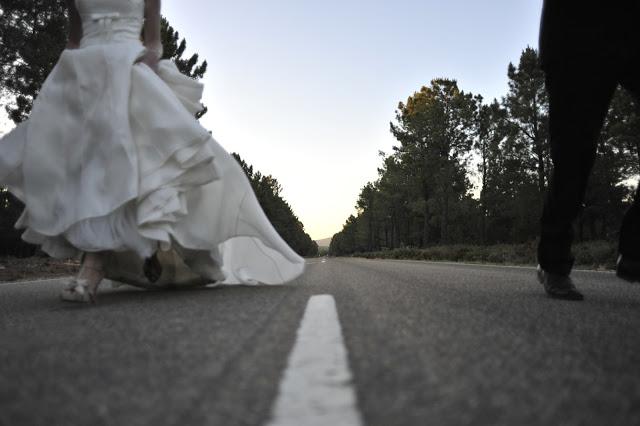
0;41;305;286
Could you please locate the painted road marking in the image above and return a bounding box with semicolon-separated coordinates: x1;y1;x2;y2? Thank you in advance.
266;295;363;426
305;258;328;265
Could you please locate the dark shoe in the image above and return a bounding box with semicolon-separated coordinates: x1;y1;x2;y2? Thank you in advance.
537;265;584;301
616;255;640;283
143;252;162;283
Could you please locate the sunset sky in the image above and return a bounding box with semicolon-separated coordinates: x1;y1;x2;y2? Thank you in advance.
2;0;544;240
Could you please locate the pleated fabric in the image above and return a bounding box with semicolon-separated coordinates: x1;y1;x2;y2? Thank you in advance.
0;0;305;286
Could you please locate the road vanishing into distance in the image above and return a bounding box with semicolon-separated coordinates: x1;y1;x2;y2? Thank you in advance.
1;258;639;426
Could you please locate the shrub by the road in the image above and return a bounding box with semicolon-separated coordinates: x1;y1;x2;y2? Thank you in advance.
350;240;617;270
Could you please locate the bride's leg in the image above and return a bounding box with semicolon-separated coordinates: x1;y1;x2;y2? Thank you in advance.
77;252;106;292
60;251;106;303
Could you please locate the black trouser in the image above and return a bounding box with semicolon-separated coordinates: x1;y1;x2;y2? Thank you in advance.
538;58;640;275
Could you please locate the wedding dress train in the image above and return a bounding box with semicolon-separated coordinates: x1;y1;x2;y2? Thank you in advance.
0;0;305;287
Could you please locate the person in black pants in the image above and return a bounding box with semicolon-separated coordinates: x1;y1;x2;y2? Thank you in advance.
537;0;640;300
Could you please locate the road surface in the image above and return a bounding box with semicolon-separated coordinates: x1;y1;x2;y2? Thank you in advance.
1;258;639;426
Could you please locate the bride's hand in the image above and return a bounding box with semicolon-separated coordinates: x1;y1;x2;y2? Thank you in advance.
137;50;161;73
66;0;82;50
141;0;162;73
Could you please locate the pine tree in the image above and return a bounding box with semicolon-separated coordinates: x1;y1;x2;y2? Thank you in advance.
503;47;549;195
580;87;640;240
0;0;68;123
475;98;511;244
390;79;477;245
160;17;208;118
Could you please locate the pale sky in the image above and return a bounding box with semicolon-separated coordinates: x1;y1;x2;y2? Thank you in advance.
2;0;544;240
163;0;543;240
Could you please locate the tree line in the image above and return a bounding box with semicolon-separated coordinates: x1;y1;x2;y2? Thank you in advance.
232;154;318;257
0;0;317;258
330;48;640;256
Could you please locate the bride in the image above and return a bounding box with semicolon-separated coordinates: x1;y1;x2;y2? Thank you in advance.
0;0;305;302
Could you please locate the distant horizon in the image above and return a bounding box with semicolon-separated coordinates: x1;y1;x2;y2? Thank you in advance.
314;236;333;246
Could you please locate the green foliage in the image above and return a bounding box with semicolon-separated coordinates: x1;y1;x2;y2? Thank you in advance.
331;47;639;258
331;78;481;256
353;240;616;270
0;0;68;123
160;17;208;118
0;5;208;123
504;47;550;195
232;154;318;257
390;78;478;246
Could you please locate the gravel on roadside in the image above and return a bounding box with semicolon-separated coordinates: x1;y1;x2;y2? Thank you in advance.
0;257;79;283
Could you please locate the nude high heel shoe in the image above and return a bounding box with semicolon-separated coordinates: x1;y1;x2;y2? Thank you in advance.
60;262;104;304
60;278;97;303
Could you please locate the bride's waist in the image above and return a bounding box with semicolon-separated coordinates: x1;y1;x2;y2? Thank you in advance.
80;13;143;46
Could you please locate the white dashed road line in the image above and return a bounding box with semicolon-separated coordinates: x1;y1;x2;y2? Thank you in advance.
266;294;363;426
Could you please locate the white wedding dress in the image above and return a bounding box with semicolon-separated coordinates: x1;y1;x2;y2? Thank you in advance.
0;0;305;287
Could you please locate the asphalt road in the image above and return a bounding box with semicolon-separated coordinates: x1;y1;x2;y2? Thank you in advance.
1;258;639;426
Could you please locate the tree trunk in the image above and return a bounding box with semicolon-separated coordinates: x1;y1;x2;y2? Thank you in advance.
422;205;429;248
441;192;450;244
384;224;389;248
422;184;430;247
534;135;546;194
